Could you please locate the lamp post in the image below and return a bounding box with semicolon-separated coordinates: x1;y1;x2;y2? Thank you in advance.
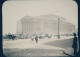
58;18;60;39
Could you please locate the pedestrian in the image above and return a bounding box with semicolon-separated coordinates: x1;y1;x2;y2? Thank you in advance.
72;33;77;55
35;35;38;44
31;37;34;42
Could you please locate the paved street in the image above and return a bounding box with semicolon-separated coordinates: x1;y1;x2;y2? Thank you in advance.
3;36;74;57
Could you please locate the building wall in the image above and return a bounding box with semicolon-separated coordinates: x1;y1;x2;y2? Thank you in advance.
17;15;75;35
60;21;75;34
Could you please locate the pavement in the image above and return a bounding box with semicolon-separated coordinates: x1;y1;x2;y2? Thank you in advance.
3;36;74;57
3;36;74;49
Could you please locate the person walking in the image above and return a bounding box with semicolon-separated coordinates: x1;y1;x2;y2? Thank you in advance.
31;37;34;41
35;35;38;44
72;33;78;56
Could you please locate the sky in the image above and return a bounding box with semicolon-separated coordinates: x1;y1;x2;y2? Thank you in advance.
2;0;78;35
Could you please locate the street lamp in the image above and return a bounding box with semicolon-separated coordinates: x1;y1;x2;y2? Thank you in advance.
58;18;60;39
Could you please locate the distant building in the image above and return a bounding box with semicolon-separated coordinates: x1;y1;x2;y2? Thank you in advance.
17;14;75;35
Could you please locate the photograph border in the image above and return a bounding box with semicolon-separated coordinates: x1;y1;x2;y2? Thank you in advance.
0;0;79;57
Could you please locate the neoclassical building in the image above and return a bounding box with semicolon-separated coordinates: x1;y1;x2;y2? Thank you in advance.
17;14;75;35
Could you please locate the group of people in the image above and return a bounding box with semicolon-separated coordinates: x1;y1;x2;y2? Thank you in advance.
31;35;38;44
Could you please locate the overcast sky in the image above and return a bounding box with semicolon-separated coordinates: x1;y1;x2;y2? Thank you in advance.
2;0;78;35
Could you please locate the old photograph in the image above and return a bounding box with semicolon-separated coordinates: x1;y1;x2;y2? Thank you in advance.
2;0;78;57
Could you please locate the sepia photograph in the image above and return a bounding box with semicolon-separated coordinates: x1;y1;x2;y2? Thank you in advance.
2;0;79;57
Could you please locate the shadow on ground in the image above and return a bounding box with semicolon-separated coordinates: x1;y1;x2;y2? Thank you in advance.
44;38;73;49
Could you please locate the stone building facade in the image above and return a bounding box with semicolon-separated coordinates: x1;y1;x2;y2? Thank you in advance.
17;14;75;35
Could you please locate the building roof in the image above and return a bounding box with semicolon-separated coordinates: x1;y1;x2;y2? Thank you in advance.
20;14;66;22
